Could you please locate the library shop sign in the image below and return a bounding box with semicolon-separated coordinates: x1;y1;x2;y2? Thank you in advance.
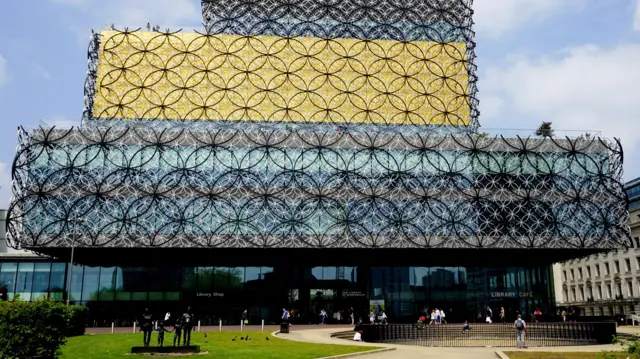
490;291;534;298
196;292;225;298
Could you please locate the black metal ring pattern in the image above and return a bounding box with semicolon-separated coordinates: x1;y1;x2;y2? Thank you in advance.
85;29;475;128
82;0;478;130
7;126;630;249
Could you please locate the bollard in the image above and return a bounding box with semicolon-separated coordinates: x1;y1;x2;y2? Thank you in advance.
261;319;264;332
219;319;222;332
111;322;114;334
198;320;201;333
155;321;158;330
241;321;243;331
133;322;136;333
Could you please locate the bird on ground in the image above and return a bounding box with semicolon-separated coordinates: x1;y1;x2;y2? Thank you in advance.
232;338;236;341
204;333;207;338
240;337;244;340
266;337;269;341
247;336;251;340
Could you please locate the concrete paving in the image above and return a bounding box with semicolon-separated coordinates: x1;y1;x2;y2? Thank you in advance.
617;325;640;335
276;327;623;359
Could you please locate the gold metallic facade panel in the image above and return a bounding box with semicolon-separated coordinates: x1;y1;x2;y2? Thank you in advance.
93;30;470;125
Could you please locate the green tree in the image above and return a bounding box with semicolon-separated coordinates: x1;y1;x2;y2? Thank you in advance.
535;122;554;138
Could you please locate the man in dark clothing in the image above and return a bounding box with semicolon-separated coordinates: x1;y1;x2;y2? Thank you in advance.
182;307;194;346
140;308;153;347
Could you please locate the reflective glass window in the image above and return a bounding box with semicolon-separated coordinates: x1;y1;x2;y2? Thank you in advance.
323;267;337;280
344;267;357;283
371;267;390;300
430;267;446;299
124;267;148;301
181;267;196;293
260;267;273;280
213;267;229;292
148;267;164;301
164;268;181;301
229;267;244;290
49;263;66;301
99;267;116;301
68;264;83;302
412;267;428;302
245;267;261;283
114;267;130;301
15;262;35;301
0;262;17;300
32;262;51;300
197;267;214;292
81;266;100;301
311;267;323;281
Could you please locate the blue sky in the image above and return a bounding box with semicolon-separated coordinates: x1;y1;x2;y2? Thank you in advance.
0;0;640;208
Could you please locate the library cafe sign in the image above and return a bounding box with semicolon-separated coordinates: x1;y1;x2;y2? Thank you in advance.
490;291;534;298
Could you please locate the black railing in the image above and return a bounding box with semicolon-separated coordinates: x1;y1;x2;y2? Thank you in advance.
361;322;616;347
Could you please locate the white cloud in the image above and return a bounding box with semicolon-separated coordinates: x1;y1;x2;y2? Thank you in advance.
481;43;640;180
474;0;583;38
0;54;7;85
0;162;13;210
634;0;640;31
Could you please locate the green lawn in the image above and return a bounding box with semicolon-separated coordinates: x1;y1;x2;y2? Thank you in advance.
503;352;630;359
59;331;379;359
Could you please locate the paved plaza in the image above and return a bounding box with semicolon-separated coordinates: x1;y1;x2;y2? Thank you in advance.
275;327;622;359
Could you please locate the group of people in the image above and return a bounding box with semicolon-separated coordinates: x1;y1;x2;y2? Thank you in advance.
139;307;195;347
281;307;357;325
558;307;578;322
417;306;447;326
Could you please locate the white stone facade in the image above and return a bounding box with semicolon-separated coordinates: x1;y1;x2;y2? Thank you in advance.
554;179;640;316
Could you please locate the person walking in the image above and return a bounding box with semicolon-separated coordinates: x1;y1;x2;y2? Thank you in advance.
429;309;436;325
241;309;248;326
514;314;527;349
441;309;447;324
485;306;493;323
500;307;505;323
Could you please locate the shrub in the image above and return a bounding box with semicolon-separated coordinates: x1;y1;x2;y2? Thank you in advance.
64;305;87;337
0;300;85;359
605;334;640;359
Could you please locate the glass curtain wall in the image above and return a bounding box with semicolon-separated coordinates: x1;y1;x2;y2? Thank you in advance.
0;261;554;324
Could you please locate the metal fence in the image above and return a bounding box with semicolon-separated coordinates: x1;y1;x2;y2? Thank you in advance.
361;322;616;347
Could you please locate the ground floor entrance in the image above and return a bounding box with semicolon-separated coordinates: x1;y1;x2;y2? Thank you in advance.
0;258;556;325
